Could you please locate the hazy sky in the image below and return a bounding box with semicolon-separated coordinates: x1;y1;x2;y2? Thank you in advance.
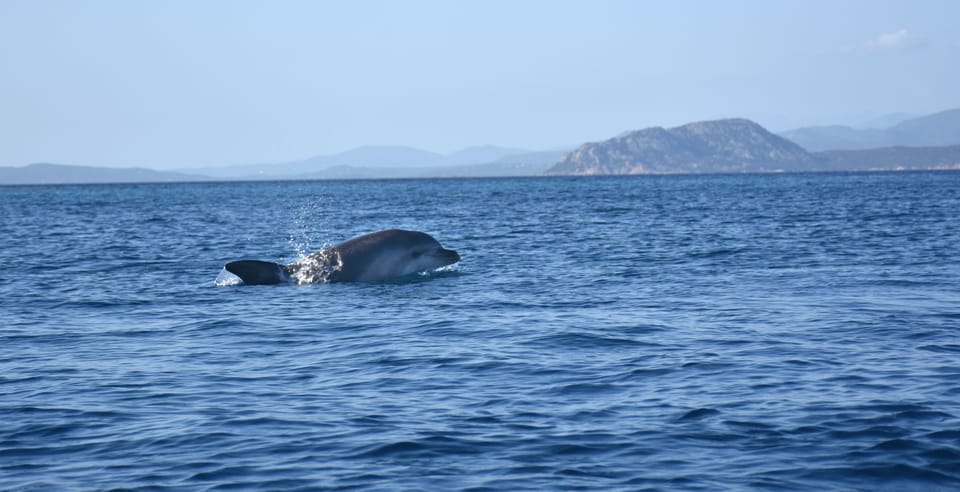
3;1;959;169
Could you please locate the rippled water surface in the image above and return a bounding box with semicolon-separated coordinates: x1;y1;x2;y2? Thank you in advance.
2;173;960;490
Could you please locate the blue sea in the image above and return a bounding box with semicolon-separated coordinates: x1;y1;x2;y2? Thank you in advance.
2;172;959;491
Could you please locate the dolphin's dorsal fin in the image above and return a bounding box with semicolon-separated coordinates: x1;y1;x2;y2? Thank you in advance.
224;260;290;285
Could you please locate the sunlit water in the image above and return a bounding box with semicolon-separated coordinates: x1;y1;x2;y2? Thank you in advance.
2;173;959;490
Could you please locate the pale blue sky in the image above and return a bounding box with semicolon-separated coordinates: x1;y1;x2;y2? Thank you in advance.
2;0;959;168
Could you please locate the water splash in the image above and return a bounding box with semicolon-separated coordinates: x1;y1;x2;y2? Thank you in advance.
286;248;343;285
287;201;329;260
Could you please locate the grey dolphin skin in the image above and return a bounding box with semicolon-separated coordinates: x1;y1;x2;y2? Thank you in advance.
225;229;460;285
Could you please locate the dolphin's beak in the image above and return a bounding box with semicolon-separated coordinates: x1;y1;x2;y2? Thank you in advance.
437;248;460;264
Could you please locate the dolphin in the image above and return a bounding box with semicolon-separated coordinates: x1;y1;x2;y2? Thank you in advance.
224;229;460;285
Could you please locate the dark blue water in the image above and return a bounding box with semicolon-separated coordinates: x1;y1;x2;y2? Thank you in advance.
2;173;959;490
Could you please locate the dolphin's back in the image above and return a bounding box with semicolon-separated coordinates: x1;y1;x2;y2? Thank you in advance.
334;229;438;254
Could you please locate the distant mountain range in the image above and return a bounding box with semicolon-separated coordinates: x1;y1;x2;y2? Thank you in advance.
547;116;960;175
855;112;917;130
294;151;565;180
818;145;960;171
547;119;816;175
0;148;565;184
778;109;960;151
0;163;208;185
3;108;960;184
546;117;960;175
188;145;541;179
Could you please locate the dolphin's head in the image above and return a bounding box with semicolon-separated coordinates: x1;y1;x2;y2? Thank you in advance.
335;229;460;281
412;245;460;270
398;233;460;275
